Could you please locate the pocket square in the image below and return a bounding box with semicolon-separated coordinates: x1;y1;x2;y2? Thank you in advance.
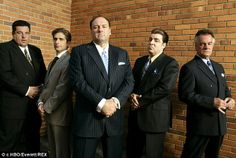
221;73;225;77
118;62;125;65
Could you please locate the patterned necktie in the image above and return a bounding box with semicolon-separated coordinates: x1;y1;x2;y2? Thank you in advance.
101;50;109;74
141;59;151;79
207;60;215;74
24;49;33;66
48;57;59;74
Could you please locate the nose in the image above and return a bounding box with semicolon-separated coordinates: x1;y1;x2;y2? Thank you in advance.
149;39;155;44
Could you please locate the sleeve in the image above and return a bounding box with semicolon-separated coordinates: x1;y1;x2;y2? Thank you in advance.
178;64;215;110
0;43;28;96
139;59;179;107
69;46;104;106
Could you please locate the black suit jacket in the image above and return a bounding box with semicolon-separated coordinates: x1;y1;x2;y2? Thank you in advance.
178;55;231;136
129;53;179;133
0;40;46;119
69;42;134;137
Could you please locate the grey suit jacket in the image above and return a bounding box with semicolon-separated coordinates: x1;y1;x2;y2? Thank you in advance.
178;55;231;136
69;42;134;137
38;52;73;126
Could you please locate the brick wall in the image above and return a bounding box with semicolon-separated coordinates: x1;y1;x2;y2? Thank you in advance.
0;0;71;66
1;0;236;157
0;0;71;135
71;0;236;157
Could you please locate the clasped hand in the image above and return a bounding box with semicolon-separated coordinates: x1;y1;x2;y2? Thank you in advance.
130;93;142;110
101;99;117;117
214;97;235;114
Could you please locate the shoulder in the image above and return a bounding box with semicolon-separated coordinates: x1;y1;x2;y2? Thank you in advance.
162;54;178;64
28;44;41;52
0;40;15;49
109;44;127;53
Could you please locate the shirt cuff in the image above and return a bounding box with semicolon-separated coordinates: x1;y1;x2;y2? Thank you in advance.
97;98;106;112
38;101;44;107
25;87;30;96
112;97;120;109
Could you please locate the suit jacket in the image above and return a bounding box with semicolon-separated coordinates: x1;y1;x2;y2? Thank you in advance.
129;53;179;133
38;52;73;126
0;40;46;119
178;55;231;136
69;42;134;137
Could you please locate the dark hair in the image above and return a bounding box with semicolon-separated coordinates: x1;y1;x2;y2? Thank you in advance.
195;29;215;38
12;20;31;34
51;28;72;42
194;29;215;44
89;16;111;29
151;28;169;44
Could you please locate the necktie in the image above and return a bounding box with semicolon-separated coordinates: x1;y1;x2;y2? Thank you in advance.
141;59;151;78
207;60;215;74
24;49;33;66
48;57;59;74
101;50;109;74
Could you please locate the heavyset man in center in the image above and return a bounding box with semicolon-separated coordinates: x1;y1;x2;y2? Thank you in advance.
69;16;134;158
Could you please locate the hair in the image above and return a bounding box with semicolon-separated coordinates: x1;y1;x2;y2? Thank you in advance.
194;29;215;43
151;28;169;44
89;16;111;29
51;28;72;42
12;20;31;34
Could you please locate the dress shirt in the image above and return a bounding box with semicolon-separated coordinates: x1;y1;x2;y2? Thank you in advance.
93;42;120;112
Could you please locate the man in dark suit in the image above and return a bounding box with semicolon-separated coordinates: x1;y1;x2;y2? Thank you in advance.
38;28;73;158
69;16;134;158
178;29;235;158
127;28;179;158
0;20;46;151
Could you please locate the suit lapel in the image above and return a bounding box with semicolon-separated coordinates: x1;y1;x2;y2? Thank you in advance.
195;56;217;83
11;41;35;73
212;61;224;94
108;45;118;81
87;43;109;82
46;52;68;80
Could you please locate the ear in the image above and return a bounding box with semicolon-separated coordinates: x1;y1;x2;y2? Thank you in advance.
162;43;167;48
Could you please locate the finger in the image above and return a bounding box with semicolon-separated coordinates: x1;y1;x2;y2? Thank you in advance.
218;108;225;114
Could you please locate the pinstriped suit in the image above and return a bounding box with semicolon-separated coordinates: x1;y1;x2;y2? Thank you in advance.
69;42;134;157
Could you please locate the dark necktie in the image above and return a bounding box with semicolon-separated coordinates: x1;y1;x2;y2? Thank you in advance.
207;60;215;74
48;57;59;74
24;49;33;67
141;59;151;79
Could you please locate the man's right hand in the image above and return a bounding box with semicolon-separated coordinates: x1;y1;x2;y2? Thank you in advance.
27;86;40;99
214;98;227;114
101;99;117;117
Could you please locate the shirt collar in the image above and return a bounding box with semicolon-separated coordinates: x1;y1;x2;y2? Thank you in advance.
94;42;109;56
19;45;29;53
56;50;67;58
149;52;162;63
196;55;210;65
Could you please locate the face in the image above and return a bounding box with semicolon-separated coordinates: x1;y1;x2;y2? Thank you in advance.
53;32;69;53
13;26;30;47
148;33;166;57
91;17;111;44
195;34;215;59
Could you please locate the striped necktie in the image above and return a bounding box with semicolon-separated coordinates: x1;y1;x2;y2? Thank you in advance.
207;60;215;74
101;50;109;74
141;59;151;79
24;49;33;67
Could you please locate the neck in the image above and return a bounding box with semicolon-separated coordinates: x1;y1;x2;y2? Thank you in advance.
94;41;108;49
